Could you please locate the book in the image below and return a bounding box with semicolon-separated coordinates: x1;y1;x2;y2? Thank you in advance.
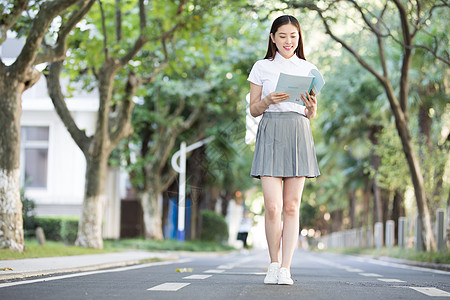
308;69;325;96
275;69;325;105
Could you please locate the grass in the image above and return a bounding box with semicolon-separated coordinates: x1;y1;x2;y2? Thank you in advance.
0;239;113;260
320;246;450;265
0;238;234;260
103;238;235;252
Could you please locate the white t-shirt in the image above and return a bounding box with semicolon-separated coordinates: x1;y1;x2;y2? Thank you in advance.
248;52;319;116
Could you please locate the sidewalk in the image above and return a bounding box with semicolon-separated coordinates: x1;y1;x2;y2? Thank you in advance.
0;251;179;281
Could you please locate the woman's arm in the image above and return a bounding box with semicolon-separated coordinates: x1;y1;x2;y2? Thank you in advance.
249;83;289;117
249;83;269;117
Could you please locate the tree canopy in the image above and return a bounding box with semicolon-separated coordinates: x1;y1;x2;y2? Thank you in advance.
1;0;448;251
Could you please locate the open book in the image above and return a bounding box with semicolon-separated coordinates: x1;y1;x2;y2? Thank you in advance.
275;69;325;105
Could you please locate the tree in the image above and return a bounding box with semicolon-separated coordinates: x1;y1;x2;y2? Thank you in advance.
44;0;195;248
287;0;449;251
122;3;260;239
0;0;93;252
409;22;449;221
126;74;208;239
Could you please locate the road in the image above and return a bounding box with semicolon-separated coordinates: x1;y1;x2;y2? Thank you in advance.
1;249;449;299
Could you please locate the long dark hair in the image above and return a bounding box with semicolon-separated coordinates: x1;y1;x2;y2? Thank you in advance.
264;15;306;61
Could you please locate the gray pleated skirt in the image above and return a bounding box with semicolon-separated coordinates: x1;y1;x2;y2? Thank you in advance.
251;112;320;179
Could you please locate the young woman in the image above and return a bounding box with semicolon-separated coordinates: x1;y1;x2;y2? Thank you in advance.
248;15;320;285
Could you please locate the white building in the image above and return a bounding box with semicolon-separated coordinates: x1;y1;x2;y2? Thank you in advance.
1;38;123;239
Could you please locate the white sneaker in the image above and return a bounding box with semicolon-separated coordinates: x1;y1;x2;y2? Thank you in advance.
264;262;280;284
278;267;293;285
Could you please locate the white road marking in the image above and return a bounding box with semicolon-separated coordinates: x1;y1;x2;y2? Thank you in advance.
359;273;383;277
409;287;450;297
147;282;190;291
224;272;266;275
204;269;225;273
345;268;364;272
377;278;406;283
183;274;212;279
218;265;233;269
0;259;192;289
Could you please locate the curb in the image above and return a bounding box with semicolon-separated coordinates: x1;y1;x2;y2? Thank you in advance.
0;250;234;281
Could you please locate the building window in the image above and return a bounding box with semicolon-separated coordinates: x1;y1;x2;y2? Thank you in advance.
21;126;49;188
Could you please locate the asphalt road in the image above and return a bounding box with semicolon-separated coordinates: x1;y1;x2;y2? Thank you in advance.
1;249;449;300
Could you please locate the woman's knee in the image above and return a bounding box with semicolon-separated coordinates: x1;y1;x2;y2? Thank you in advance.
265;204;281;220
283;200;300;217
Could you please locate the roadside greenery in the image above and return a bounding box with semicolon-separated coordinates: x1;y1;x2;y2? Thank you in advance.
321;246;450;265
279;2;450;247
22;216;79;243
0;239;112;260
103;238;234;252
0;238;234;260
199;210;229;243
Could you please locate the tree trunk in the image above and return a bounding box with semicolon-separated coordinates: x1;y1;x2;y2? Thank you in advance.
446;189;450;249
140;188;163;240
381;188;391;245
418;102;438;213
187;147;206;240
372;180;383;224
348;190;356;229
383;81;436;251
221;191;231;217
418;102;433;154
0;77;24;252
193;187;205;240
188;177;204;240
368;125;383;224
381;189;390;226
331;209;343;233
392;188;405;245
207;186;220;211
75;155;108;249
362;181;372;228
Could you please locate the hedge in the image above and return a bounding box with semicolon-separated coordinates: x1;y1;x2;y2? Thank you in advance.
24;216;79;244
200;210;229;243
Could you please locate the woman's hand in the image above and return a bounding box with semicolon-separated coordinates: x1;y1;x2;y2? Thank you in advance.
302;92;317;119
265;92;290;105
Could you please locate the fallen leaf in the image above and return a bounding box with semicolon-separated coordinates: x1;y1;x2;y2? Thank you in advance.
175;268;193;273
0;267;13;271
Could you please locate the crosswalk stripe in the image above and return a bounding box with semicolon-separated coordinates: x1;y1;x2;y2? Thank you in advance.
147;283;190;291
409;287;450;297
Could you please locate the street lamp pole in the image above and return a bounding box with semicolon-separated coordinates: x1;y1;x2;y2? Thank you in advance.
171;136;215;241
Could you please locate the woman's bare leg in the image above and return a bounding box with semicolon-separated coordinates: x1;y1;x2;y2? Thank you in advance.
261;176;283;263
281;177;306;270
